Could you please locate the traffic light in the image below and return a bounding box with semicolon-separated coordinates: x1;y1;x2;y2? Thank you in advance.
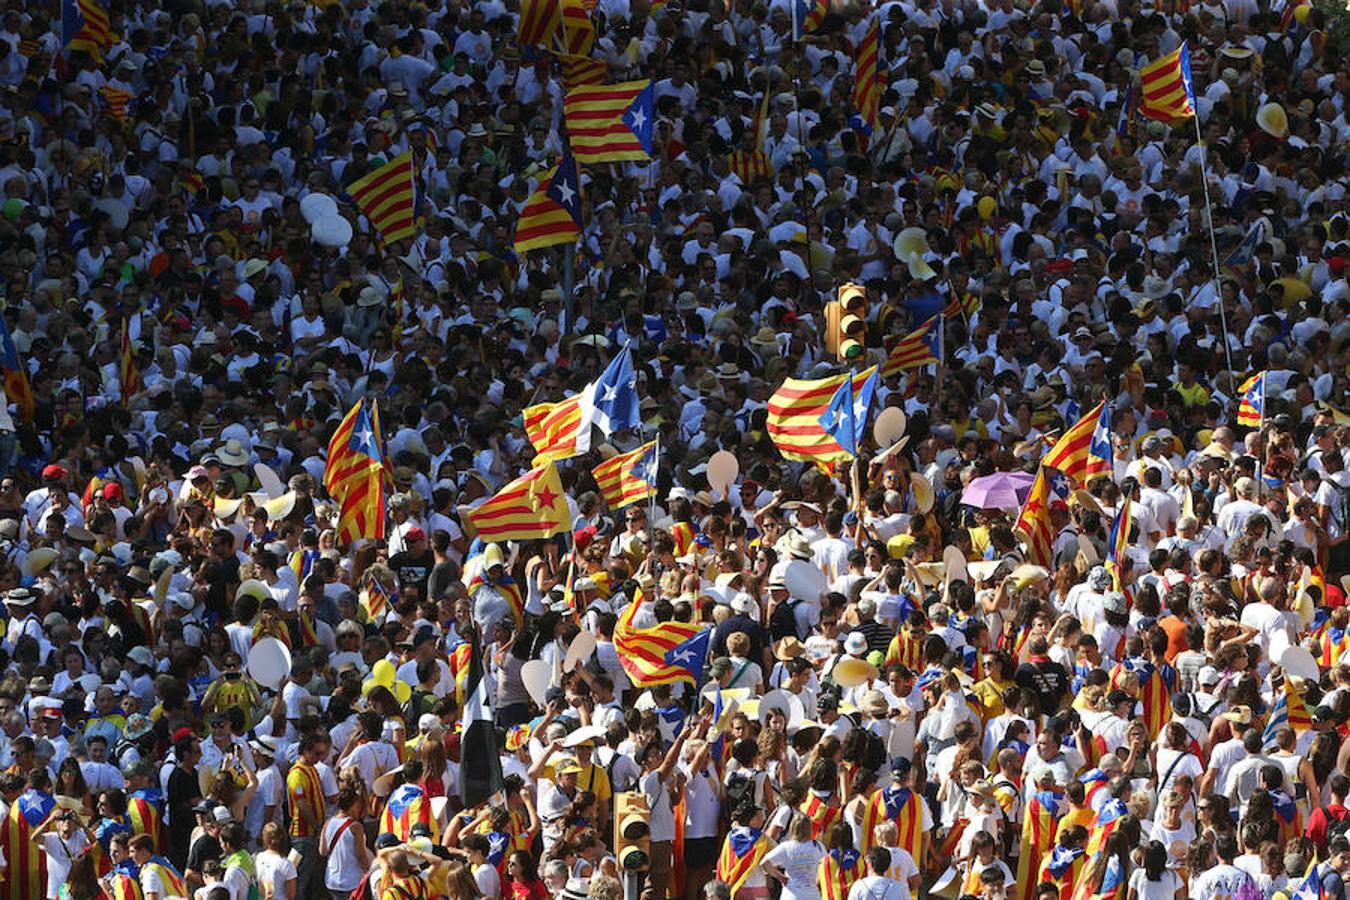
614;791;650;873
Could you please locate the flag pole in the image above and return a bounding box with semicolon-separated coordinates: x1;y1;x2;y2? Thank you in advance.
1192;113;1237;381
647;431;660;583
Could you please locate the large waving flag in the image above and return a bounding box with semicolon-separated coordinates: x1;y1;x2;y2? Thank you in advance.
348;152;417;244
515;155;583;253
0;315;34;421
819;366;879;458
581;345;640;436
0;790;54;900
790;0;828;39
1014;466;1056;568
1040;400;1111;485
563;81;655;163
1139;42;1197;123
524;394;588;465
1237;372;1265;427
560;0;595;54
381;783;439;841
63;0;112;58
880;316;941;378
715;827;770;894
593;440;658;509
859;785;925;861
466;463;571;542
1105;494;1131;591
851;17;882;130
323;398;389;545
1013;790;1064;900
767;369;876;463
614;592;711;686
518;0;561;45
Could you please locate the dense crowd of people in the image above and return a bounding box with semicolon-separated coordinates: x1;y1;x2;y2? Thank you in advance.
0;0;1347;897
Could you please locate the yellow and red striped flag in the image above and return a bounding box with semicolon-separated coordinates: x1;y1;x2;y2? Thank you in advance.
347;152;417;244
466;463;571;543
16;39;38;58
593;440;657;509
613;589;710;686
119;319;139;406
560;0;595;55
851;17;882;130
1014;465;1056;568
1040;400;1111;485
514;155;583;253
0;789;55;900
729;84;772;183
558;53;607;89
523;394;587;465
716;828;770;895
323;398;389;545
1015;791;1066;900
1237;371;1265;427
518;0;561;46
858;785;925;858
880;315;941;378
100;84;131;120
766;369;874;463
563;80;655;164
64;0;113;58
1139;42;1197;123
818;850;866;900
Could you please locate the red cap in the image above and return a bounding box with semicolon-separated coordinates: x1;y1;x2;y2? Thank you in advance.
405;527;425;543
41;708;63;719
1329;256;1347;274
41;465;67;480
172;727;194;744
103;483;123;500
574;525;597;553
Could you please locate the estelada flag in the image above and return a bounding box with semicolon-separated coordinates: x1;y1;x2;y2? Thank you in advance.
0;790;55;900
563;80;654;164
347;152;417;244
613;589;710;686
881;315;941;377
858;784;925;859
380;783;439;841
323;398;389;545
1014;466;1056;568
1237;371;1266;427
818;849;865;900
1138;42;1197;123
766;369;875;463
518;0;561;46
715;826;769;895
592;440;657;509
514;155;583;253
1013;789;1065;900
1040;400;1111;485
466;463;570;542
0;315;33;421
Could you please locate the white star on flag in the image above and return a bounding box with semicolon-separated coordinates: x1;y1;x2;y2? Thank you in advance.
628;107;647;132
602;384;618;402
555;179;575;207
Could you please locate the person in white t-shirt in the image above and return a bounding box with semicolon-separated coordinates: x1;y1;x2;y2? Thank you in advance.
762;815;827;900
1129;841;1184;900
462;833;503;898
847;846;912;900
254;823;298;900
32;803;92;900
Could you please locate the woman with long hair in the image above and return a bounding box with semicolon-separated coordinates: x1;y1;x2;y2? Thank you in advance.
505;850;549;900
254;821;298;900
1079;829;1133;900
55;757;92;818
56;850;101;900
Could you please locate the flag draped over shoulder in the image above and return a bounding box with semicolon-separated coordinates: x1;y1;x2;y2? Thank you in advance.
0;790;54;900
767;369;876;463
818;849;866;900
715;826;769;895
1013;791;1064;900
465;463;570;542
1040;400;1110;484
380;783;439;841
593;440;658;509
859;785;925;860
1105;494;1131;591
347;152;417;244
514;155;583;253
614;591;711;686
322;398;389;545
563;81;655;163
851;17;882;129
1014;466;1055;568
1138;42;1197;123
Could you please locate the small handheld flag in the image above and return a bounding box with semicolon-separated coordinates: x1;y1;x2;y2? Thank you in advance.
880;316;941;378
593;440;658;509
514;155;583;253
1139;42;1197;123
1237;372;1265;428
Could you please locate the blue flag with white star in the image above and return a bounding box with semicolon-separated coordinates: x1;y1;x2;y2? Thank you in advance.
587;345;640;436
663;627;711;684
818;367;878;458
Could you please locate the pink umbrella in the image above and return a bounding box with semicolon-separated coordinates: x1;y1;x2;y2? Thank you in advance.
960;471;1037;510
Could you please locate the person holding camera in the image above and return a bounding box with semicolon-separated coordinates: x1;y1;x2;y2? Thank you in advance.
30;803;94;900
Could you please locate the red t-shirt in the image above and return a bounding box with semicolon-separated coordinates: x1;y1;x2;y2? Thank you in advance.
1305;802;1348;851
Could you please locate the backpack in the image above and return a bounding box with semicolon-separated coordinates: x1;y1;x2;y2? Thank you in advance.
1328;481;1350;539
725;771;756;815
768;598;803;641
1321;806;1350;846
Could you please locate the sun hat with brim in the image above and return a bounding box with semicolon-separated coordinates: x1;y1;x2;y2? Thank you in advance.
1223;705;1253;725
774;637;806;660
843;632;868;656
